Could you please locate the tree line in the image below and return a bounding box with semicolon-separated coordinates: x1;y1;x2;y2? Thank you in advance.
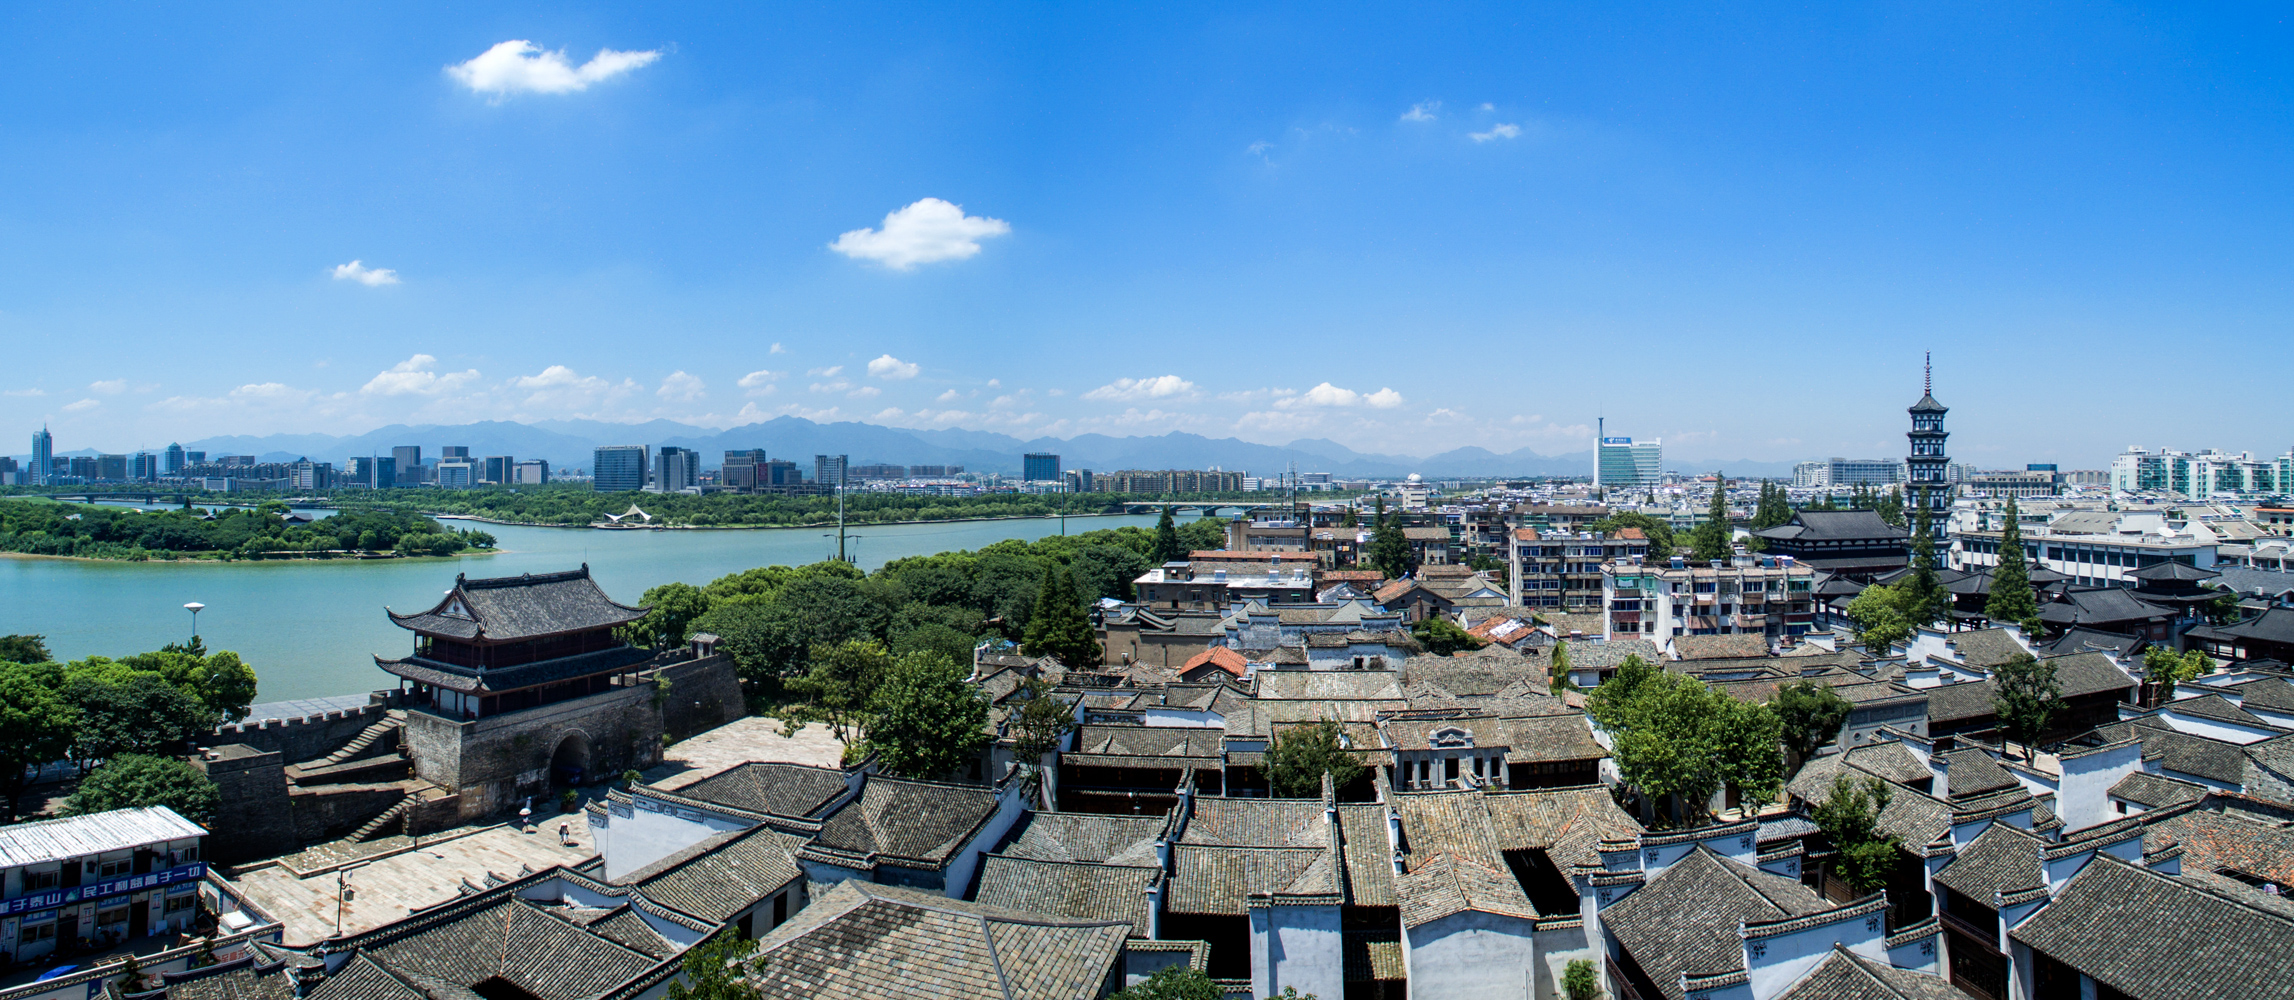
0;499;492;561
0;635;253;823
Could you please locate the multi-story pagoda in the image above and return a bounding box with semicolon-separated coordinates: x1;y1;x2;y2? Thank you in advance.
1907;353;1951;524
377;565;740;822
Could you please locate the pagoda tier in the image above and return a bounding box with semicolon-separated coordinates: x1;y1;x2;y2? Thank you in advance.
377;565;654;720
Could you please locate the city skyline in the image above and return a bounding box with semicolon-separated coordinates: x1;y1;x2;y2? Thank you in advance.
5;6;2293;464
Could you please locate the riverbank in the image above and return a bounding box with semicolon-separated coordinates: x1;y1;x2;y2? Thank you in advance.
0;547;501;565
429;509;1165;531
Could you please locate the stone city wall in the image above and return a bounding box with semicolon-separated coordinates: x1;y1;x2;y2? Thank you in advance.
210;698;395;764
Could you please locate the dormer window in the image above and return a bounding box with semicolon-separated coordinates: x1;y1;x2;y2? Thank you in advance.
1429;726;1473;748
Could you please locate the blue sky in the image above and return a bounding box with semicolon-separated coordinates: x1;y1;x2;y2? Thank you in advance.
3;3;2291;468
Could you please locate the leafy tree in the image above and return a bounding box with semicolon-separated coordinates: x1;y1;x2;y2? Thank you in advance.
65;754;219;825
1563;959;1600;1000
778;640;891;745
666;933;762;1000
1369;498;1412;581
1874;486;1905;528
1175;516;1228;554
866;650;991;779
67;669;219;763
2143;646;2211;704
624;582;712;648
1750;482;1794;532
121;641;260;723
1813;774;1898;896
1261;719;1365;798
1070;543;1151;603
1901;505;1950;629
0;663;77;820
1772;680;1852;768
0;634;51;664
1846;584;1915;652
1008;678;1076;764
1589;511;1676;564
1991;652;2060;755
1411;616;1486;656
1022;565;1102;667
1341;505;1358;529
1986;496;2039;626
1590;662;1783;824
890;621;979;671
1548;639;1573;690
1109;965;1224;1000
1690;474;1733;564
1151;506;1184;564
971;550;1047;633
2201;592;2242;627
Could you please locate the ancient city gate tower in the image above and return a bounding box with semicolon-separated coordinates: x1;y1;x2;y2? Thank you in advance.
376;565;729;822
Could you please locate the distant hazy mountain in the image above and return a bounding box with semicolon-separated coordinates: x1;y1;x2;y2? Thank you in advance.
146;416;1800;479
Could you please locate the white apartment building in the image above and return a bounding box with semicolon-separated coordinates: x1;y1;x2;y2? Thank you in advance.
2110;446;2288;498
1601;552;1818;642
1791;457;1904;489
1949;510;2220;587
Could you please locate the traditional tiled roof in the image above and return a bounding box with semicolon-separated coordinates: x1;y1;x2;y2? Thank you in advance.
2010;855;2294;1000
1069;725;1225;764
1843;742;1929;786
385;565;646;642
2137;797;2294;904
2108;771;2207;809
1752;510;1909;543
1179;797;1327;848
743;880;1130;1000
1940;750;2020;800
1388;790;1537;927
1479;785;1642;871
1379;717;1505;752
993;812;1165;866
1673;634;1770;660
1334;804;1397;906
1166;844;1333;915
2096;718;2250;787
1342;929;1407;982
1771;946;1974;1000
1603;848;1831;1000
972;854;1160;937
1560;638;1663;670
1183;646;1249;679
2228;676;2294;715
1501;714;1609;764
1941;629;2029;670
2038;587;2177;627
1790;758;1951;852
2044;627;2146;658
1933;821;2044;901
808;776;1001;868
1254;670;1405;701
624;825;807;922
358;893;663;1000
1399;657;1544;698
674;763;852;819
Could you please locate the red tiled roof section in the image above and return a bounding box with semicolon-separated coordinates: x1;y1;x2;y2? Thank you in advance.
1184;646;1250;678
1614;527;1646;539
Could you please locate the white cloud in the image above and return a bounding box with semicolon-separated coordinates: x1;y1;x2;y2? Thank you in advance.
866;354;921;380
807;365;843;377
446;40;661;97
362;355;482;396
657;371;706;402
810;380;852;394
89;379;127;394
508;364;634;412
62;398;100;413
1247;140;1273;157
1479;102;1495;111
1083;375;1198;401
829;198;1010;269
937;389;962;402
1400;101;1440;122
769;342;788;354
331;260;400;286
0;389;42;397
1274;382;1405;409
1470;123;1523;142
737;370;781;396
847;386;881;399
986;379;1001;388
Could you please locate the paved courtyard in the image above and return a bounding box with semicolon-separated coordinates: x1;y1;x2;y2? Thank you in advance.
230;815;598;946
645;717;847;790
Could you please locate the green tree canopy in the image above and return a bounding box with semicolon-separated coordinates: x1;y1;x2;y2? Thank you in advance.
1812;774;1898;895
1772;681;1852;768
1151;506;1184;564
118;639;259;723
866;650;991;780
1589;657;1783;824
1690;475;1733;564
1991;652;2061;755
65;754;220;825
1109;966;1225;1000
624;582;713;648
1901;505;1950;629
1261;718;1365;798
1845;583;1917;652
1022;565;1102;667
2143;646;2211;704
1410;616;1486;656
1008;678;1077;764
1548;639;1574;690
66;668;220;763
1986;496;2039;627
0;663;77;820
1369;498;1412;580
778;639;891;745
1070;544;1151;603
665;933;762;1000
1589;511;1677;564
0;634;51;665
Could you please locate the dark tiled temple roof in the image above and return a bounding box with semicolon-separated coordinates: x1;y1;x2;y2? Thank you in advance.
1771;946;1974;1000
993;811;1166;866
386;565;646;642
2037;587;2176;627
359;894;662;1000
1166;844;1333;915
743;880;1130;1000
2096;719;2250;787
1604;848;1831;1000
1924;679;1998;725
1940;749;2020;800
2011;855;2294;1000
972;854;1159;936
624;825;806;922
2108;771;2207;809
1752;510;1909;543
2164;694;2274;729
809;776;1001;867
1932;822;2043;901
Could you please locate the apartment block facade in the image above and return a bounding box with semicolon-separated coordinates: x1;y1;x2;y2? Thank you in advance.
1507;528;1647;610
1602;553;1817;641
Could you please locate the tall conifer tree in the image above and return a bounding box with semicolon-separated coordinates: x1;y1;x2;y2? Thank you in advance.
1987;496;2039;626
1691;473;1732;563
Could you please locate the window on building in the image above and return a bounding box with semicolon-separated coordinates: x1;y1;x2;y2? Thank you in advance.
96;904;130;926
18;921;55;945
165;894;197;914
97;858;130;878
24;868;60;891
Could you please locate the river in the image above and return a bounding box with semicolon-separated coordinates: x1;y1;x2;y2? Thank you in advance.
0;510;1200;703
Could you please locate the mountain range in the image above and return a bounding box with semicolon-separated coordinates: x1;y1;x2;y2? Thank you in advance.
41;417;1805;479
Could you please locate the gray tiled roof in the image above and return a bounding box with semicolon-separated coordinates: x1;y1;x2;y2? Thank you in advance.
744;880;1130;1000
1932;821;2043;901
1335;804;1397;907
627;825;806;922
1178;797;1327;848
1071;725;1225;761
2164;694;2275;729
1166;844;1332;915
1501;714;1609;764
1844;743;1929;786
1754;510;1909;542
1388;790;1537;927
386;566;647;641
972;854;1159;936
2108;771;2207;809
360;894;662;1000
1603;848;1831;1000
2011;855;2294;1000
810;776;1001;866
1253;670;1405;701
2137;798;2294;902
1924;679;1998;725
1940;750;2020;800
2043;651;2140;700
2037;587;2176;627
1771;946;1974;1000
1562;638;1663;670
2096;719;2250;786
1942;629;2029;670
674;762;852;819
1673;634;1771;660
2229;676;2294;715
994;811;1166;866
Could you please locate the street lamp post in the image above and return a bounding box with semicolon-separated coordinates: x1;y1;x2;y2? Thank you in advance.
183;602;205;643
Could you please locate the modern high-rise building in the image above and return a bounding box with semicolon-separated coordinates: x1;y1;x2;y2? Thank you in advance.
29;427;51;485
655;447;698;493
164;443;186;476
483;455;516;485
1596;437;1663;489
440;446;471;460
512;459;550;485
815;454;849;490
435;460;477;489
1790;458;1904;489
347;455;397;489
184;451;206;466
1022;453;1061;482
392;446;425;485
722;449;766;490
130;452;159;482
97;454;128;481
1906;356;1950;519
764;459;802;486
594;445;649;492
